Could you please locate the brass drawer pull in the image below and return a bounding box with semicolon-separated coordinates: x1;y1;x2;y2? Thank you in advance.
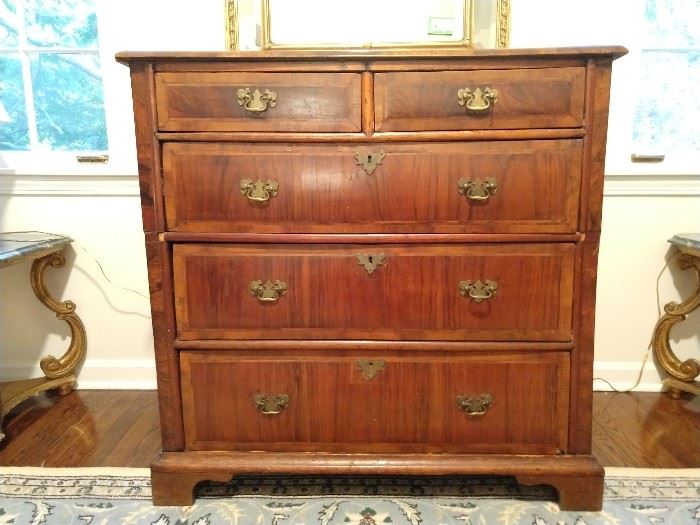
457;393;493;416
459;279;498;303
237;87;278;113
357;359;386;380
458;177;498;201
457;87;498;113
249;280;287;303
253;393;289;415
356;253;385;275
354;150;385;175
240;179;279;202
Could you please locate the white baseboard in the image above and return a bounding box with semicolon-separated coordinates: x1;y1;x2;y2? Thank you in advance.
0;358;157;390
603;175;700;196
593;360;663;392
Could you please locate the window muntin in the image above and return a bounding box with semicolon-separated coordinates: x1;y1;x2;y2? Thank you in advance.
0;0;107;153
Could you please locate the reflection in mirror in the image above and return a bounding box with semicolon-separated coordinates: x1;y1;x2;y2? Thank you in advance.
227;0;509;51
472;0;510;48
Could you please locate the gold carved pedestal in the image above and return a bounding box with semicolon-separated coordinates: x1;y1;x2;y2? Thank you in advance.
651;236;700;398
0;235;87;441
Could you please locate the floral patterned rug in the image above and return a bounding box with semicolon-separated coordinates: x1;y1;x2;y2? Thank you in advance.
0;467;698;524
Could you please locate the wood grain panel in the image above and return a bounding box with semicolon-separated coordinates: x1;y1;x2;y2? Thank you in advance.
375;67;585;131
172;243;575;341
2;390;698;469
162;140;582;234
155;72;361;132
180;351;570;453
145;233;184;450
127;63;160;232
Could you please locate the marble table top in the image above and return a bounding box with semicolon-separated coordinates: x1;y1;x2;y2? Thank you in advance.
669;233;700;256
0;232;72;269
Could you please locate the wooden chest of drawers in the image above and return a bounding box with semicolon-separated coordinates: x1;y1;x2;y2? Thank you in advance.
117;46;626;510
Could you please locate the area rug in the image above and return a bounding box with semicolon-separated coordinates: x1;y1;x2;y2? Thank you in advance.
0;467;698;524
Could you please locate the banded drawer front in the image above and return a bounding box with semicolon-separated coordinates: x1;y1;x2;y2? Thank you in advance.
180;350;570;454
162;140;582;234
374;67;585;131
155;72;361;132
172;243;575;341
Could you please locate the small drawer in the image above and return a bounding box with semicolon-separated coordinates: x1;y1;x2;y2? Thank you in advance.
180;350;570;454
162;139;582;234
374;67;585;131
173;243;575;342
155;72;361;132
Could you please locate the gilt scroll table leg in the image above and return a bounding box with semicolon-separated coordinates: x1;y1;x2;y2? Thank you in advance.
30;252;87;385
651;252;700;397
0;250;87;441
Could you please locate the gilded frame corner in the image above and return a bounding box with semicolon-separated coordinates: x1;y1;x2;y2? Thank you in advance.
496;0;510;48
225;0;239;51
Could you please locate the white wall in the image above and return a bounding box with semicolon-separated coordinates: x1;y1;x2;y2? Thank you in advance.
1;0;698;391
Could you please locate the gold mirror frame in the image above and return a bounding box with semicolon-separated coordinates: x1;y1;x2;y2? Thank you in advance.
225;0;509;51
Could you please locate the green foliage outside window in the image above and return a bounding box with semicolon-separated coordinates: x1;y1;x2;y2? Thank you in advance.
0;0;107;152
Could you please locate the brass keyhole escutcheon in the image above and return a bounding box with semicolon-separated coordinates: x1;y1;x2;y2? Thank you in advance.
253;393;289;415
249;280;288;303
354;150;386;175
457;87;498;113
237;87;278;113
240;179;279;203
457;393;493;417
459;280;498;303
357;359;386;380
458;177;498;202
356;253;386;275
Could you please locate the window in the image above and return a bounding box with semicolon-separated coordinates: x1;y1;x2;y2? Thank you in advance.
632;0;700;157
0;0;107;154
605;0;700;176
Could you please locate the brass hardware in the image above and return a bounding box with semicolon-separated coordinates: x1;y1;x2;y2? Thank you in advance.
76;154;109;163
457;87;498;113
459;280;498;303
356;253;386;275
249;280;287;303
354;151;386;175
237;87;278;113
631;153;666;163
357;359;386;380
240;179;279;202
458;177;498;201
253;393;289;415
456;393;493;416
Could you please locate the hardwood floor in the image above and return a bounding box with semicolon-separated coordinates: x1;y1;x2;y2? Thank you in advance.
0;390;698;468
592;390;700;468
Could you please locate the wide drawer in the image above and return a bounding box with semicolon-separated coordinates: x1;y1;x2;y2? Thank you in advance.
374;67;585;131
155;72;361;132
173;243;575;341
162;140;583;234
180;350;570;453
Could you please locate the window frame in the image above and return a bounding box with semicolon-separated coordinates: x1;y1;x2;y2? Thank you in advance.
604;1;700;177
0;0;137;177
